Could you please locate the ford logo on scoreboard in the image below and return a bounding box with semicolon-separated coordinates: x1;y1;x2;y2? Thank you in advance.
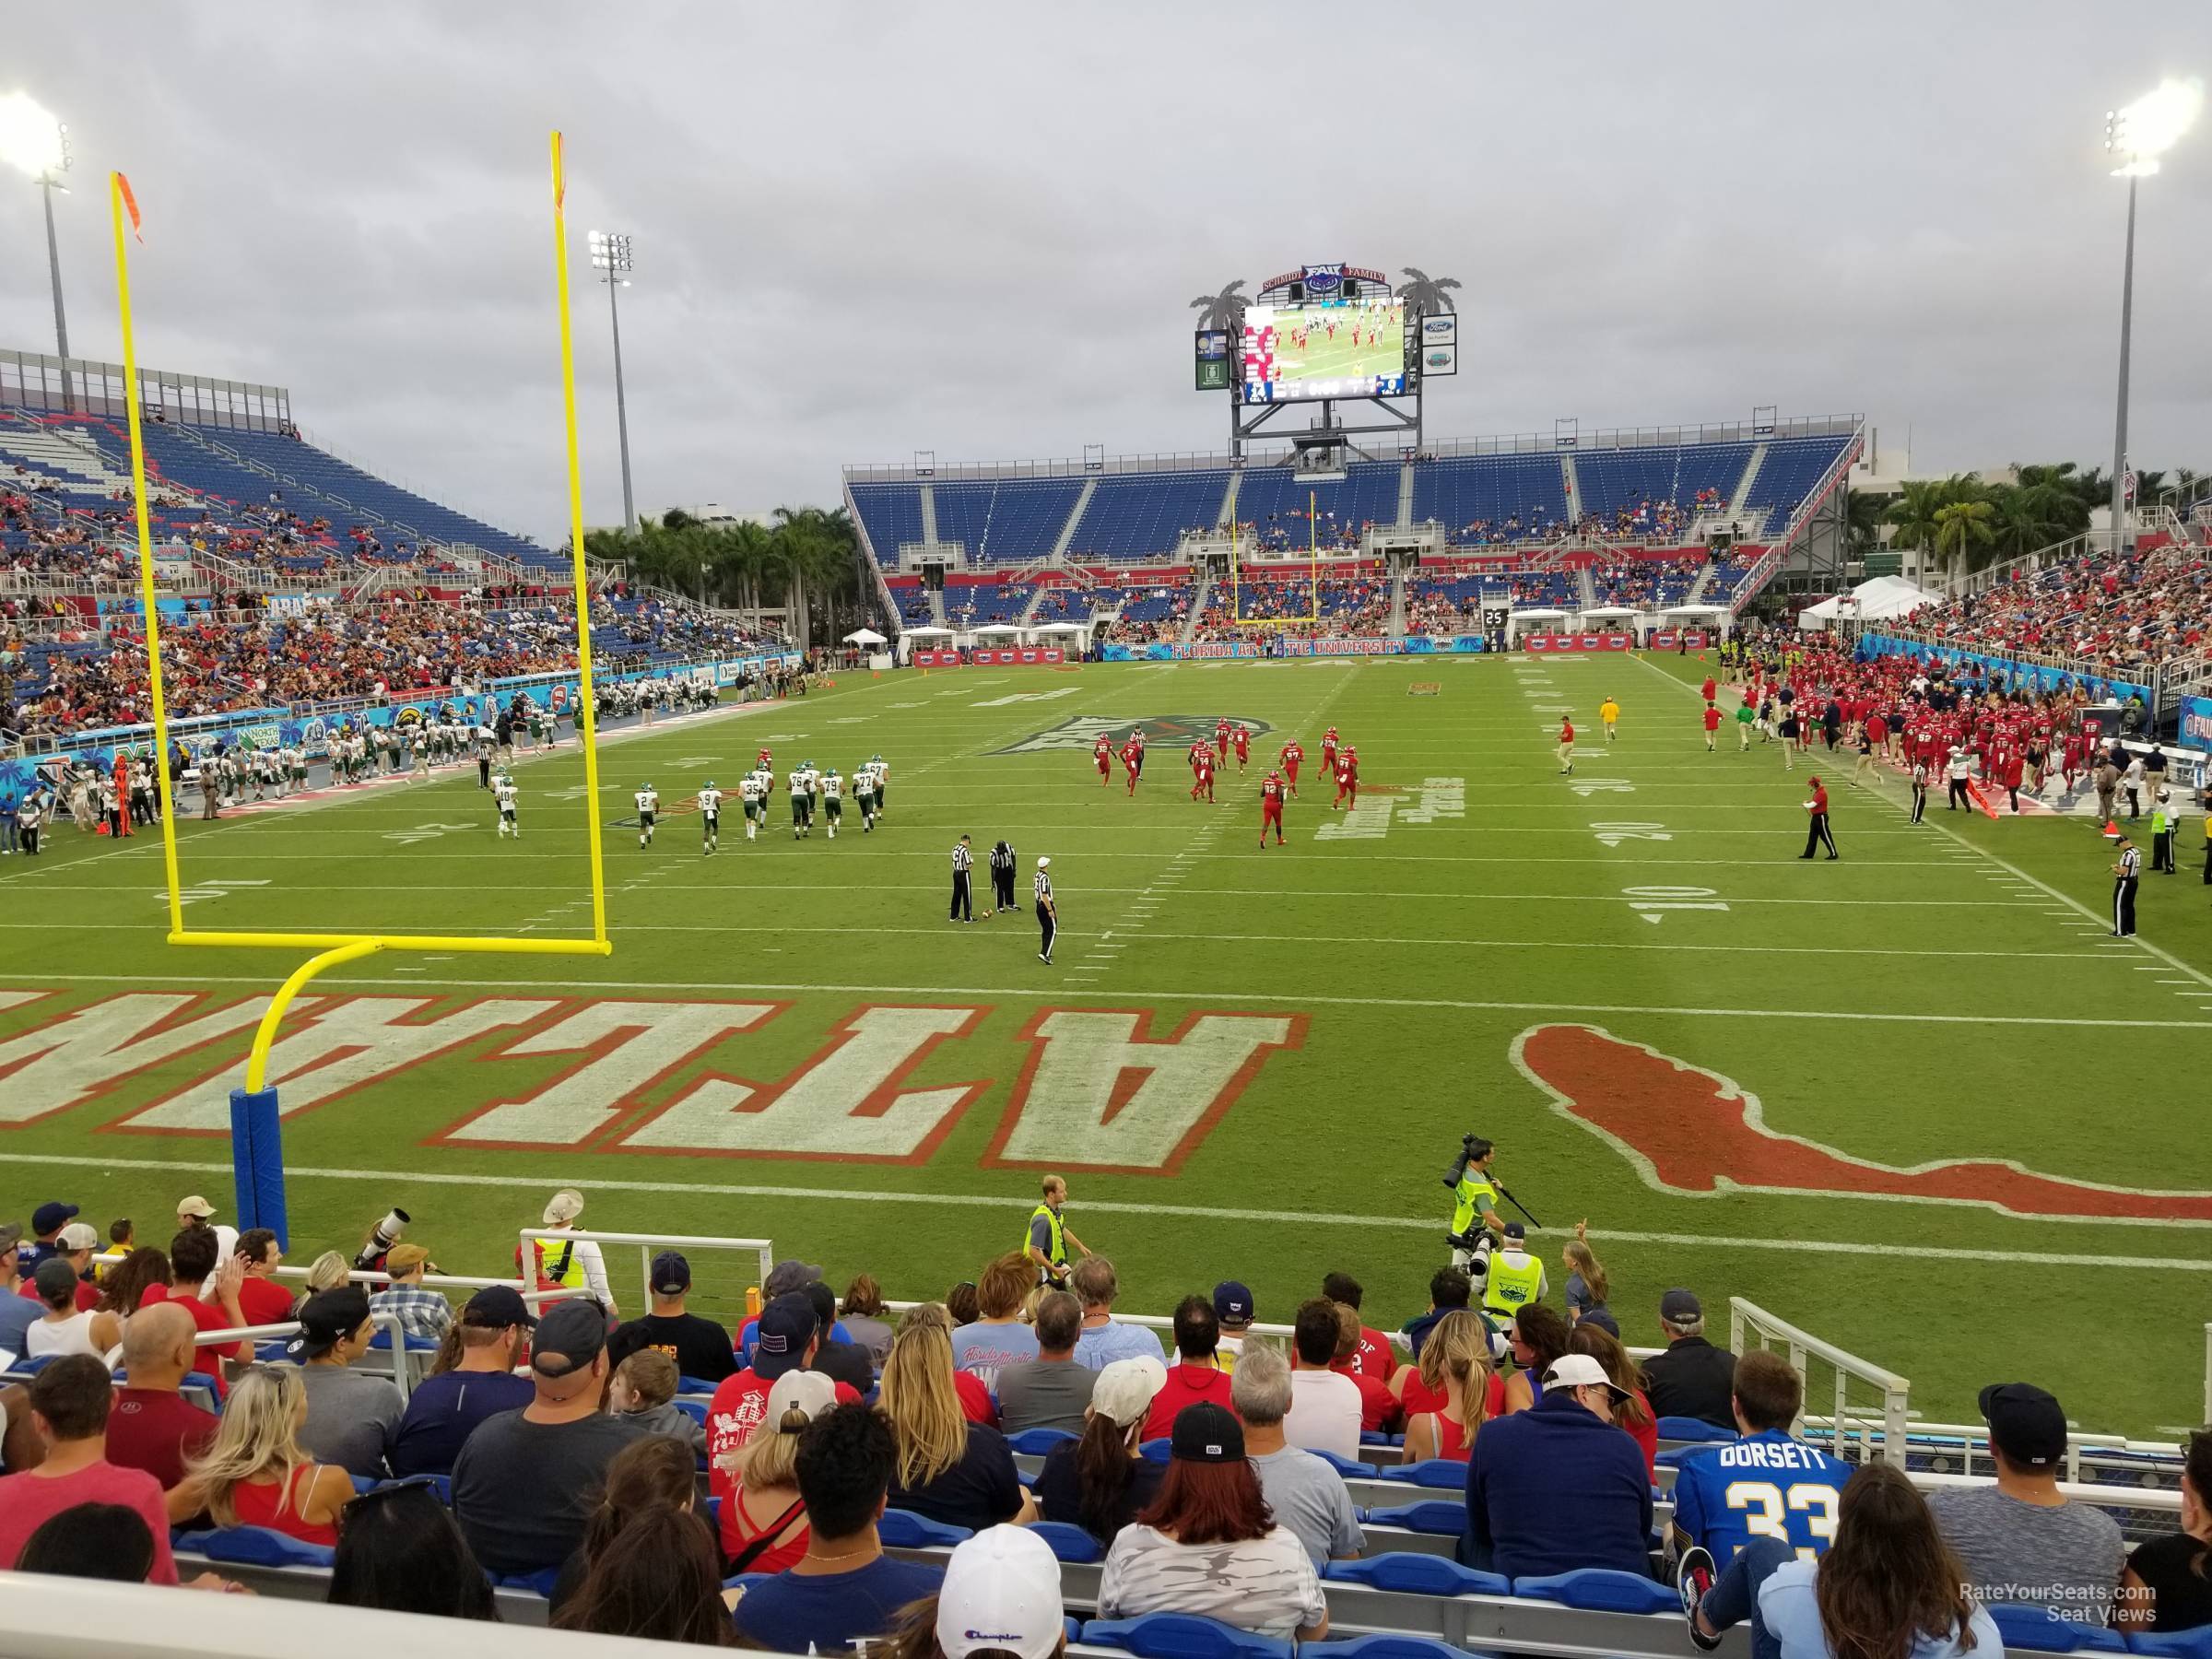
1420;314;1457;344
1423;345;1457;376
1301;264;1344;296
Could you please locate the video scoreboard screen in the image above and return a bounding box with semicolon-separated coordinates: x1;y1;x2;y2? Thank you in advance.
1241;294;1406;404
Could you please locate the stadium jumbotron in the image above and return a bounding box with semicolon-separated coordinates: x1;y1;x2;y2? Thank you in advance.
1;18;2209;1657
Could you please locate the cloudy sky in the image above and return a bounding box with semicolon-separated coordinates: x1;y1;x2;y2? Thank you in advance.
6;3;2209;545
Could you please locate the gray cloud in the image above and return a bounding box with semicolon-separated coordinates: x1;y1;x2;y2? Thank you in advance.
4;1;2208;545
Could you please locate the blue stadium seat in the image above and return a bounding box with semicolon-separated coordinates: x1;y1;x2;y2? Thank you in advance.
1080;1613;1294;1659
1303;1636;1480;1659
499;1566;564;1598
179;1525;337;1570
1510;1569;1673;1614
1362;1500;1465;1535
671;1398;708;1429
1378;1458;1468;1488
1030;1521;1104;1563
2128;1627;2212;1659
1006;1427;1079;1455
877;1508;971;1548
1324;1553;1507;1596
1309;1448;1380;1478
366;1329;440;1352
678;1374;725;1395
1359;1430;1403;1447
1655;1416;1735;1444
1988;1605;2127;1653
1139;1437;1171;1464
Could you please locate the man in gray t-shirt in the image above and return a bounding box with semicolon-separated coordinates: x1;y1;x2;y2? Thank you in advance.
1927;1382;2125;1623
289;1288;405;1479
1232;1347;1365;1566
998;1291;1096;1435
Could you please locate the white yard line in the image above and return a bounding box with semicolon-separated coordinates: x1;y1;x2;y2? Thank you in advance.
0;1148;2201;1267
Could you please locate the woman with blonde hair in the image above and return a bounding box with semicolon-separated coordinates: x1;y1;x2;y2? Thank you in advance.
897;1301;997;1427
878;1319;1033;1532
722;1371;837;1574
288;1251;350;1315
1562;1219;1618;1335
168;1365;353;1543
1402;1309;1489;1465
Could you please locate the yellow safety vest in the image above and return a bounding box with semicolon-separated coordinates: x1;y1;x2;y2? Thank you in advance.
1023;1204;1066;1269
532;1231;584;1289
1483;1250;1546;1314
1452;1172;1500;1236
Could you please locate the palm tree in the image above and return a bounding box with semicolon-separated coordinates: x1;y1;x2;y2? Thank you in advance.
1934;496;1998;576
1398;268;1463;316
1188;281;1247;333
1842;487;1889;559
1883;477;1955;557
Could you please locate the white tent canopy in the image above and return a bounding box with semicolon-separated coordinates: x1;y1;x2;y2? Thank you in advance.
1580;605;1638;618
903;625;953;639
971;624;1024;636
842;628;888;645
1796;575;1940;631
1031;621;1089;634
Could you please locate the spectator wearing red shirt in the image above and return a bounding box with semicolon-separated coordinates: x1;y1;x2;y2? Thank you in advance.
142;1227;250;1378
707;1295;863;1524
231;1228;297;1327
1142;1295;1238;1441
1320;1272;1395;1382
1329;1304;1398;1434
104;1301;218;1491
0;1355;179;1583
1702;704;1723;750
1801;776;1837;860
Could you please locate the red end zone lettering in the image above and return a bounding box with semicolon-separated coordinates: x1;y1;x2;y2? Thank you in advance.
1511;1023;2212;1224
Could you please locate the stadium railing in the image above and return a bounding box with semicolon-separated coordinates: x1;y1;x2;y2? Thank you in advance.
514;1227;773;1310
1729;1296;1909;1466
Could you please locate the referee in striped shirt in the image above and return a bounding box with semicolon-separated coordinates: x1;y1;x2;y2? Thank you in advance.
2111;833;2140;937
1034;857;1057;964
949;834;974;923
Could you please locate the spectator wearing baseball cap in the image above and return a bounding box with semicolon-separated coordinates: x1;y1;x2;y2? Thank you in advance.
1141;1295;1238;1441
1641;1288;1736;1430
366;1242;452;1343
739;1258;851;1366
452;1298;663;1578
24;1258;119;1360
709;1294;864;1532
885;1523;1067;1659
723;1369;840;1573
1098;1402;1329;1641
1927;1382;2125;1621
1035;1354;1168;1544
1465;1352;1653;1581
1213;1280;1255;1369
389;1286;536;1478
607;1250;736;1383
290;1287;403;1480
19;1222;102;1315
730;1402;946;1653
19;1202;77;1277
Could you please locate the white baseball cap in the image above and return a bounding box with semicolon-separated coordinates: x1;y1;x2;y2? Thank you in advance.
1545;1353;1630;1400
1089;1353;1167;1427
763;1368;838;1430
1037;856;1052;869
935;1524;1064;1659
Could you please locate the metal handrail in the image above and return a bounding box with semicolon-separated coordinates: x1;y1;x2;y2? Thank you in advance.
516;1228;774;1314
98;1309;418;1402
1731;1296;1909;1468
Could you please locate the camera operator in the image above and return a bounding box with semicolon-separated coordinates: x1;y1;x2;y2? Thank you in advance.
1443;1136;1508;1281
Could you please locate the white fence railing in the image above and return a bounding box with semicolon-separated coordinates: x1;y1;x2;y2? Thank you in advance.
515;1228;773;1316
1731;1296;1910;1466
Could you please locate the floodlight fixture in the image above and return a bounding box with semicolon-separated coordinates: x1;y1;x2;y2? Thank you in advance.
2105;78;2202;176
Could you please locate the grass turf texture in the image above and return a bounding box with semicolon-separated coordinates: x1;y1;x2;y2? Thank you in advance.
2;653;2206;1435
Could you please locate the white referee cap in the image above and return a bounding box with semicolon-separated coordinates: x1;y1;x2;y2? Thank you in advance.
1037;856;1052;868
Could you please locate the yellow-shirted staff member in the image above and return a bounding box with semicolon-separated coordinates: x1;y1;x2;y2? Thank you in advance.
1481;1222;1548;1318
1444;1135;1507;1277
1599;696;1621;743
1022;1174;1091;1286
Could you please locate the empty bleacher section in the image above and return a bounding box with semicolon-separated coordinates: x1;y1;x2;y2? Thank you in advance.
1571;442;1751;539
1409;453;1571;546
850;482;927;566
1740;433;1853;531
1232;462;1404;549
930;479;1086;564
1065;471;1229;559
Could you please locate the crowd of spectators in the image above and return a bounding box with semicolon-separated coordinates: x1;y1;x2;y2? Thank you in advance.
1186;577;1390;641
1590;554;1705;608
1895;537;2212;674
0;1186;2203;1653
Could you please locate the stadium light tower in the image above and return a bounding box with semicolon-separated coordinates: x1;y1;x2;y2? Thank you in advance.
0;92;75;410
587;229;639;531
2103;78;2201;555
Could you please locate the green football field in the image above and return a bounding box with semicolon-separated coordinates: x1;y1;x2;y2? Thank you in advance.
1263;307;1401;388
4;652;2208;1436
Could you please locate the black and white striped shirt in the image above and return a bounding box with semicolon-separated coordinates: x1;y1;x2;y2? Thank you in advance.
2117;847;2141;879
1033;870;1054;907
951;842;973;873
990;843;1015;876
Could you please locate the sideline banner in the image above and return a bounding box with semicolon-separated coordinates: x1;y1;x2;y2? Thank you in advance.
1856;633;2150;709
1524;632;1634;653
1094;638;1483;663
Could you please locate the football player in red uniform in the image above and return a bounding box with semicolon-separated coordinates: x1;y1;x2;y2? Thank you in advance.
1094;733;1112;786
1334;749;1359;809
1215;718;1230;761
1232;724;1251;770
1192;747;1216;804
1279;740;1304;795
1259;771;1287;846
1321;726;1340;774
1121;738;1142;795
